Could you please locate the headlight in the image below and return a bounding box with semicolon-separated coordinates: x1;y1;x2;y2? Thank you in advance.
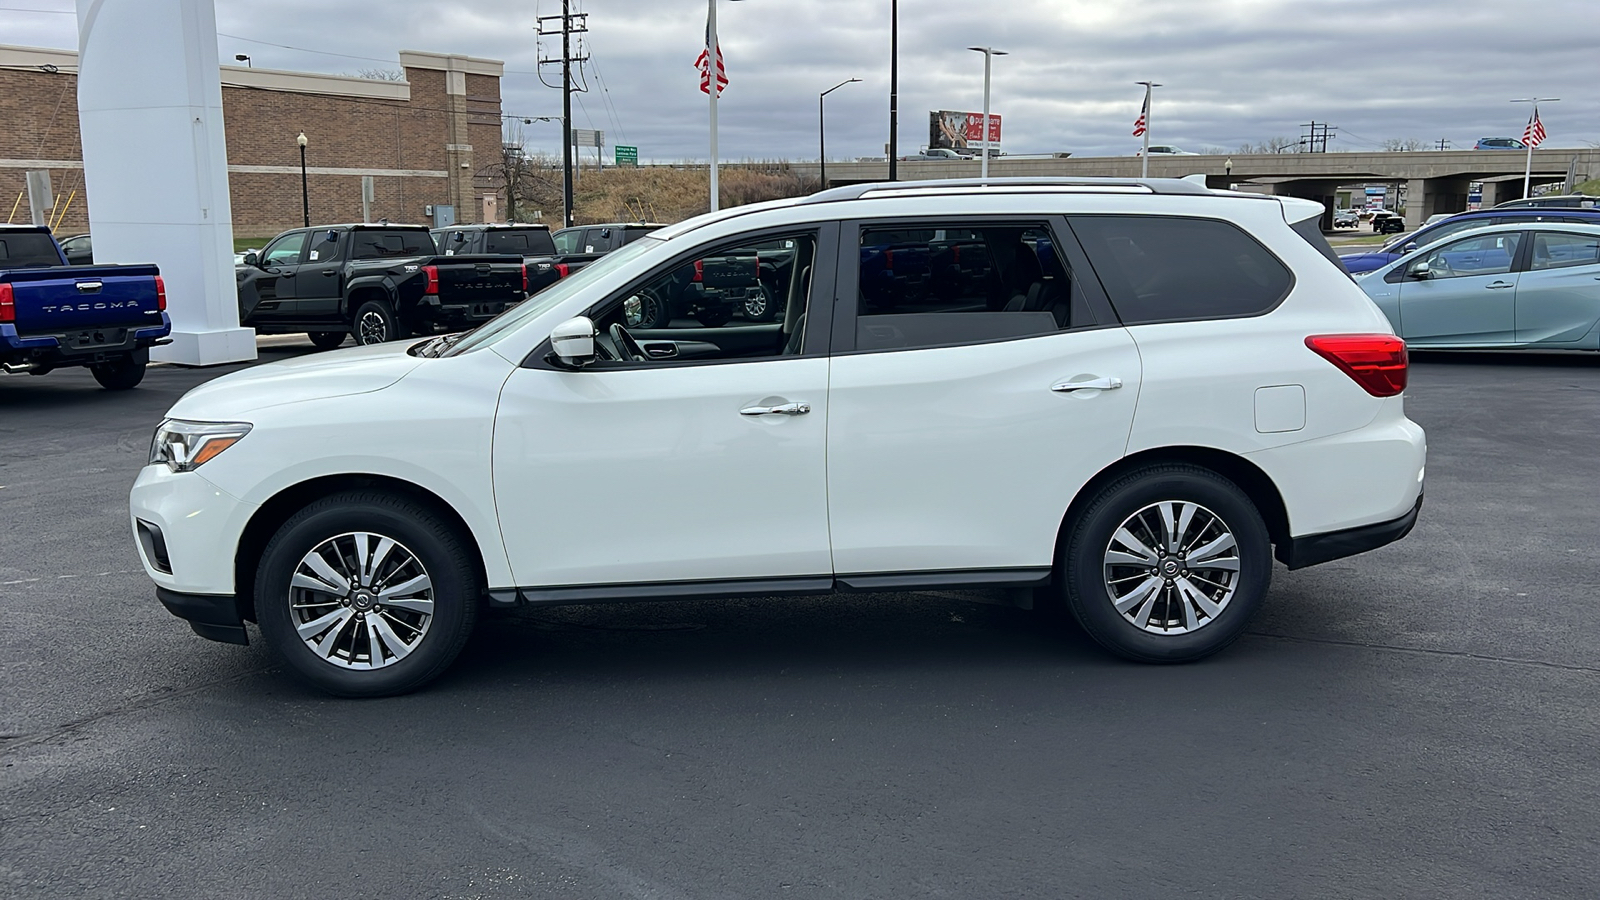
149;419;252;471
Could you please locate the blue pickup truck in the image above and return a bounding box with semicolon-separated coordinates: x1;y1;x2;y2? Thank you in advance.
0;225;170;390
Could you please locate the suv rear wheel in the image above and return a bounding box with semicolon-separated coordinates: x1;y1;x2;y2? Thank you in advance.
353;298;404;346
90;354;146;390
307;331;347;350
254;491;480;697
1060;465;1271;663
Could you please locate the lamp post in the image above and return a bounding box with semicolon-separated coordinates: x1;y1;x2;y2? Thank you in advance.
888;0;899;182
1509;97;1558;199
234;54;251;68
967;47;1008;182
819;78;861;189
296;131;309;227
1224;157;1232;187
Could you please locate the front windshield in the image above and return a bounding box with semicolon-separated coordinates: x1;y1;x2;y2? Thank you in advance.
442;236;662;357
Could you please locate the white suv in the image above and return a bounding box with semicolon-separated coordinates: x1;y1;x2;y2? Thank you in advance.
131;178;1426;697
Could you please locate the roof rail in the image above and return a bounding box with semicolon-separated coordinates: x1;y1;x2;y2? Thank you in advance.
798;176;1214;205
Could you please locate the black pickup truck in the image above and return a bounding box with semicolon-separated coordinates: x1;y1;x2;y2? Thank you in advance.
237;224;527;347
430;224;567;294
1;225;170;390
624;238;796;328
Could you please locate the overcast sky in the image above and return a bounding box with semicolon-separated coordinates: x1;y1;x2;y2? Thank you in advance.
9;0;1599;161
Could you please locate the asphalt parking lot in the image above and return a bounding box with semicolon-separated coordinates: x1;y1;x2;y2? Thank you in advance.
2;341;1598;899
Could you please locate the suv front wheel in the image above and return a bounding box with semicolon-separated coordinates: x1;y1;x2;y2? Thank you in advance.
254;491;480;697
1060;465;1271;663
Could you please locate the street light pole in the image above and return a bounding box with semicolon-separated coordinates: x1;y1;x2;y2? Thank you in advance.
1224;157;1232;187
1510;97;1559;200
888;0;899;182
819;77;861;189
967;47;1008;182
296;131;309;227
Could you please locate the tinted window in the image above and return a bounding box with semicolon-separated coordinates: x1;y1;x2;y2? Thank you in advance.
1530;232;1600;270
486;230;556;255
0;233;63;267
1417;232;1521;278
349;230;434;259
855;223;1081;351
1403;215;1539;251
1071;216;1292;324
261;231;306;267
304;230;341;264
552;228;581;254
583;228;612;253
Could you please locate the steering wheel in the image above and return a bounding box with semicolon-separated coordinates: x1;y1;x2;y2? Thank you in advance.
609;323;648;362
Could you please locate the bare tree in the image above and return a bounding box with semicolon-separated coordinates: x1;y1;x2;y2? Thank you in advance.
1381;138;1427;152
1235;137;1299;154
486;122;562;223
351;68;405;81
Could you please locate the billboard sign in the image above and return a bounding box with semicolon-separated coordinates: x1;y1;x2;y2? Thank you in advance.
929;110;1002;151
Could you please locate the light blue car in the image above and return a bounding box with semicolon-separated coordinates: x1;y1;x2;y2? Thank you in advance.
1356;223;1600;349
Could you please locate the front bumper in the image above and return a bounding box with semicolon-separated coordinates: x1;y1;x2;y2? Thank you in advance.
130;465;255;595
156;587;249;645
1277;493;1423;569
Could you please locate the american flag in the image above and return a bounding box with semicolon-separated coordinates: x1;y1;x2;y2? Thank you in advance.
1523;110;1546;149
1132;94;1148;137
695;23;727;96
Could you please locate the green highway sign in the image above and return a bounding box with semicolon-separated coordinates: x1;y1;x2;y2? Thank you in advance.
615;145;639;167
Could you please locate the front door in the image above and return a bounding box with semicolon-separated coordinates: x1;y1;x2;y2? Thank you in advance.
492;226;837;589
1515;230;1600;345
1395;231;1523;345
241;230;306;320
825;218;1142;576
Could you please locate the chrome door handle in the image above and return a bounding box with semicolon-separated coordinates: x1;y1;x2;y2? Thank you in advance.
740;402;810;416
1052;376;1123;392
1485;282;1514;289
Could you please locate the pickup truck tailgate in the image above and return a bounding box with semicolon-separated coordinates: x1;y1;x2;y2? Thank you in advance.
4;264;164;334
430;255;524;301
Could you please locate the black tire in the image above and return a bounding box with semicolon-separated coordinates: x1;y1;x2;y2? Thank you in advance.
307;331;347;350
352;298;404;346
1059;465;1271;663
254;491;480;697
693;306;733;328
90;354;145;390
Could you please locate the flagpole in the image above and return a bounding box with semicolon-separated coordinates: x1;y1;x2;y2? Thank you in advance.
708;0;719;212
1523;107;1535;199
1136;81;1159;178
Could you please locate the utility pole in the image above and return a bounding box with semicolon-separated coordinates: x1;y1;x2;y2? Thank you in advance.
1299;121;1336;153
888;0;898;182
1435;138;1451;151
538;3;588;227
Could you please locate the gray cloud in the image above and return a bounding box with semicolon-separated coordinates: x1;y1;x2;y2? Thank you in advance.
10;0;1599;161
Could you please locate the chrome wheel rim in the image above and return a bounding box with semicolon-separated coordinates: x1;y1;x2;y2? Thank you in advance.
744;288;769;318
1103;501;1241;635
356;310;389;344
288;532;434;670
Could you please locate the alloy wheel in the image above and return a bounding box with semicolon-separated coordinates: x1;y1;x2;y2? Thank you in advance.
357;311;389;345
1102;500;1241;634
288;532;434;669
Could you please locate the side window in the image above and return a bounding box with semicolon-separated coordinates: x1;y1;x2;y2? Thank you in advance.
1529;232;1600;270
261;232;307;267
1070;215;1291;324
590;231;819;362
305;230;341;264
584;228;612;253
854;223;1077;351
552;229;580;254
1418;232;1522;278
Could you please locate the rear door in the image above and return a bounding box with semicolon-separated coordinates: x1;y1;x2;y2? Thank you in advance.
825;216;1142;577
1394;231;1522;344
1515;230;1600;345
294;229;346;318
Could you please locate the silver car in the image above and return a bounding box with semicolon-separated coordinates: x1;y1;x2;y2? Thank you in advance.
1357;222;1600;349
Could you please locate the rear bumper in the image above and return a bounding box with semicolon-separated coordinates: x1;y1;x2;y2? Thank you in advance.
1;317;171;366
1277;493;1423;569
414;297;524;324
156;587;249;645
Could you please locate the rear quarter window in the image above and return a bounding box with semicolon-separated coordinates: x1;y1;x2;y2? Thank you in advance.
0;233;64;267
1070;215;1293;325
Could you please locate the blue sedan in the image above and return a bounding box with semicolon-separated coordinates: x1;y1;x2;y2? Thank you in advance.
1339;208;1600;274
1357;223;1600;349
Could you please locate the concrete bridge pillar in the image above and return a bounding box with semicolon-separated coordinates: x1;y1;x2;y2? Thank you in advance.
1404;177;1471;231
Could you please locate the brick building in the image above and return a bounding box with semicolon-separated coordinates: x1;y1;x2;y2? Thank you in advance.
1;43;506;240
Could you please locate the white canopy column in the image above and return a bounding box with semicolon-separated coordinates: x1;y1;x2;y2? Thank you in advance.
75;0;255;365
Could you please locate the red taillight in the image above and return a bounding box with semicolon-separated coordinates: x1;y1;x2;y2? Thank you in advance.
0;283;13;323
423;265;439;295
885;249;895;269
154;275;167;311
554;263;570;278
521;265;529;292
1305;334;1408;397
693;259;704;282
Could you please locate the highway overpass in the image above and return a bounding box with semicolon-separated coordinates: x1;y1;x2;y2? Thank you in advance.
810;148;1597;230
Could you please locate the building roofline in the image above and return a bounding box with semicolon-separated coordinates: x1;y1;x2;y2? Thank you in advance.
397;51;504;78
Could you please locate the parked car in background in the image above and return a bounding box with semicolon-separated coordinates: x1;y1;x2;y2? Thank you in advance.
1339;207;1600;273
58;233;93;265
1493;195;1600;210
902;148;965;160
431;223;566;293
1371;210;1407;234
1136;145;1199;156
548;222;664;279
1356;223;1600;349
1423;213;1457;226
236;223;527;348
1333;209;1359;228
132;176;1425;697
1;225;169;389
1474;137;1527;150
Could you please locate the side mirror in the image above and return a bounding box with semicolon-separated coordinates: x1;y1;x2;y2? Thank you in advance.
1402;242;1418;253
549;316;597;366
243;251;259;267
1408;261;1432;279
